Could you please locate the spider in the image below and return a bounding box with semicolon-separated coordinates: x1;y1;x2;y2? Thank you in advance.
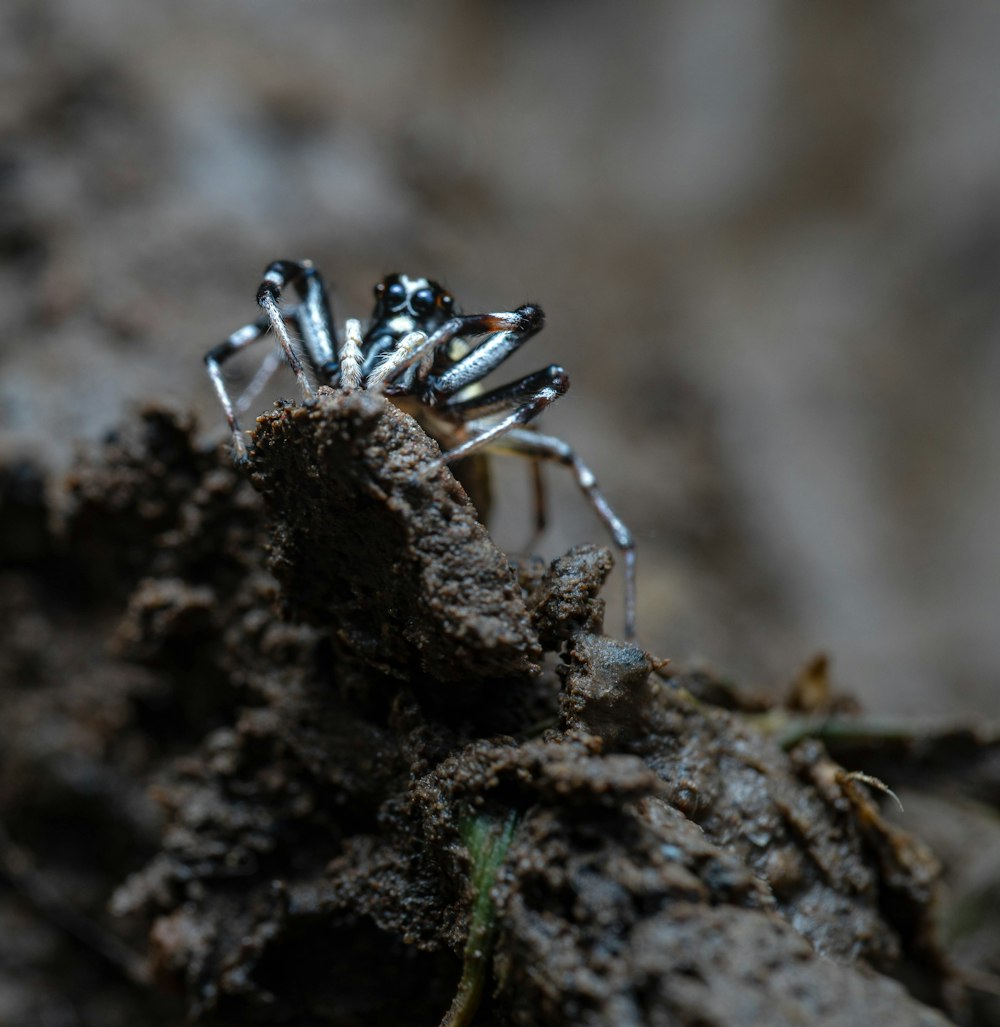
205;260;636;636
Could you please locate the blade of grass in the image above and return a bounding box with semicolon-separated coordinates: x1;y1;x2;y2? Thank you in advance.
439;810;519;1027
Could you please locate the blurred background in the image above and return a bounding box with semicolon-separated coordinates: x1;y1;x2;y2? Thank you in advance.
2;0;998;718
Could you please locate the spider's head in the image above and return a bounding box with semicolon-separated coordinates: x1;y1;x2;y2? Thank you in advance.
369;274;456;342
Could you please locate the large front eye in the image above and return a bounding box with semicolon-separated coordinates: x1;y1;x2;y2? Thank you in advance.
386;281;407;308
411;288;436;315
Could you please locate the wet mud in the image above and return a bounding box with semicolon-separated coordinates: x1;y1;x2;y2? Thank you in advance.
0;396;989;1025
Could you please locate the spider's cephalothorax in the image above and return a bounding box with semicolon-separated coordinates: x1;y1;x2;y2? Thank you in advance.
366;273;455;367
205;260;636;635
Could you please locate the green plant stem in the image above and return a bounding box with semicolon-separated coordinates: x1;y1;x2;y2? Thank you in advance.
439;810;519;1027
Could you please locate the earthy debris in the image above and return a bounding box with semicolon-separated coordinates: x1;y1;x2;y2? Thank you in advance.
526;544;614;649
0;400;982;1025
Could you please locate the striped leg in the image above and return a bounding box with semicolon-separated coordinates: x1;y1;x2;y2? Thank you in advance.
493;426;636;638
256;259;340;396
205;316;272;462
427;365;570;469
419;305;544;397
236;346;283;414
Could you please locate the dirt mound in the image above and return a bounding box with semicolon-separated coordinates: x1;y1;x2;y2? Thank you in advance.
0;400;975;1025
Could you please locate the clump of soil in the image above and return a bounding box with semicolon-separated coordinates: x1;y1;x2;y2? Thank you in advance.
0;394;983;1025
251;389;542;684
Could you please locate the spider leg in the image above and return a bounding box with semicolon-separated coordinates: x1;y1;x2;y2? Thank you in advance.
503;447;548;555
256;259;341;395
375;303;542;392
205;315;272;462
426;365;570;468
292;263;339;380
419;305;544;398
235;345;283;414
528;449;548;545
493;426;637;639
206;303;317;459
235;298;319;412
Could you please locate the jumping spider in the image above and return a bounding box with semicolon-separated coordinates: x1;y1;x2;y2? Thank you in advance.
205;260;636;635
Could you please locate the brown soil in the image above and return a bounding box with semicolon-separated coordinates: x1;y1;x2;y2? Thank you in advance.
0;396;991;1025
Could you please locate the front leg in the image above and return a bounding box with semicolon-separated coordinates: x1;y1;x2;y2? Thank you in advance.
420;305;544;398
367;306;543;396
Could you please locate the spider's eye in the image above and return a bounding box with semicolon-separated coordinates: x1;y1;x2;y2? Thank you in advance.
411;288;436;315
439;293;454;311
373;282;386;297
385;281;407;308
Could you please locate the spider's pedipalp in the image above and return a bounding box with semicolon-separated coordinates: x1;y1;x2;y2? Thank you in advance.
365;331;428;391
338;319;364;391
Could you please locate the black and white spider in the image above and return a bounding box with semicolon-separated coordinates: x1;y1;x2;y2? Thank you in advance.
205;260;636;635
